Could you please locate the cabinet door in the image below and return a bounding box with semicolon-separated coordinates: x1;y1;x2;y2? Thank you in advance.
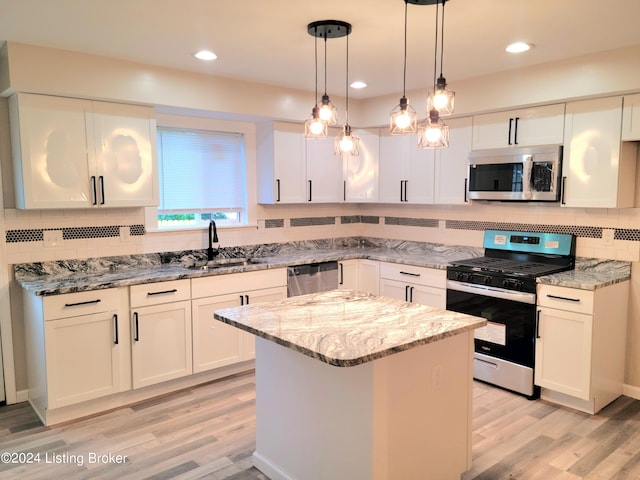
378;134;408;203
359;260;380;295
273;129;306;203
93;102;159;207
344;129;379;202
379;278;411;302
561;97;628;208
192;294;243;373
472;111;514;150
622;93;640;141
10;93;94;209
411;284;446;309
243;287;287;359
338;260;359;290
534;307;592;400
434;117;472;205
306;134;343;202
131;301;192;388
45;312;123;408
406;137;435;204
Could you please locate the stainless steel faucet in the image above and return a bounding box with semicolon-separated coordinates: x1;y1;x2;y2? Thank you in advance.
207;219;219;261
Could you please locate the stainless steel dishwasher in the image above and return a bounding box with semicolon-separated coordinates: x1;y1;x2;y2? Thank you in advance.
287;261;339;297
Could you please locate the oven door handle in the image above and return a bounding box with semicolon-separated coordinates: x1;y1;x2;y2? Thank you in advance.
446;280;536;305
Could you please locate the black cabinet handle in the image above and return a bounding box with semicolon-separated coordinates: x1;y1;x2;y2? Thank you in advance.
464;178;468;203
508;118;513;145
514;117;520;145
147;289;178;296
308;180;312;202
133;312;139;341
113;314;119;345
90;176;97;205
404;180;408;202
535;310;541;339
240;295;244;305
64;299;101;307
339;263;344;285
99;175;105;204
405;285;410;302
400;181;404;202
546;294;581;303
561;176;567;205
343;180;346;201
245;295;249;305
400;271;420;277
276;179;281;202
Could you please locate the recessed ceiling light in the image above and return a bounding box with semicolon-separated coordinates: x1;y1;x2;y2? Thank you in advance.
194;50;217;61
350;81;367;89
506;42;533;54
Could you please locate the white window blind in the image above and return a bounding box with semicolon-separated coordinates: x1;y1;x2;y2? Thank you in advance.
157;127;246;211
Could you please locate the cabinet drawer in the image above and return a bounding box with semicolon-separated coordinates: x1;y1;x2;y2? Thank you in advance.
379;262;445;288
130;279;191;307
191;268;287;299
537;284;594;314
43;288;121;321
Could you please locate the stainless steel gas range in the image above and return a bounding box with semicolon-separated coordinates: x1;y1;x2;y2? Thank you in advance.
446;230;576;399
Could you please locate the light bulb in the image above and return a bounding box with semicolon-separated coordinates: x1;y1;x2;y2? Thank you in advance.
394;111;411;130
309;118;325;136
339;135;354;153
318;105;333;122
433;91;449;111
425;125;442;144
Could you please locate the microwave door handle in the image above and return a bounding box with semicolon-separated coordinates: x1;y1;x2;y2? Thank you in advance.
522;155;533;200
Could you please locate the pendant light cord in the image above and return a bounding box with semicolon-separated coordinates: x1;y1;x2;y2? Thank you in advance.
439;0;446;78
402;0;408;97
314;28;319;105
323;35;328;96
345;30;350;125
432;0;440;92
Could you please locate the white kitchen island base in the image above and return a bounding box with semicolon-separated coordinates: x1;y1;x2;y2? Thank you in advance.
252;332;474;480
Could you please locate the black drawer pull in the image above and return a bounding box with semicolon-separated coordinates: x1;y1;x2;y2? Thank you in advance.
147;289;178;296
546;294;580;302
113;314;119;345
64;299;101;307
400;271;420;277
133;312;139;341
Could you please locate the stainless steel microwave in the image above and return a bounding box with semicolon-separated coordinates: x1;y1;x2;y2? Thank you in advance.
467;145;563;201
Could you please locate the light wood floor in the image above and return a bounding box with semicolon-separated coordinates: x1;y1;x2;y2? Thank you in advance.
1;370;640;479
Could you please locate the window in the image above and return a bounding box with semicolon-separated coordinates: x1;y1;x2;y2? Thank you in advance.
156;127;247;229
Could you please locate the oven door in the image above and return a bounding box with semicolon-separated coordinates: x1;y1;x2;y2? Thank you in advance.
446;280;539;397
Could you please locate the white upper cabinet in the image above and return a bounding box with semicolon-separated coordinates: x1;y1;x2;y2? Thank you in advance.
305;127;344;203
344;128;379;203
622;93;640;141
257;122;307;204
472;104;565;150
561;96;637;208
9;93;158;209
434;117;472;205
379;132;434;204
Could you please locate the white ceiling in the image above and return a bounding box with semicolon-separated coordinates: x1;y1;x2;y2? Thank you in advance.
1;0;640;100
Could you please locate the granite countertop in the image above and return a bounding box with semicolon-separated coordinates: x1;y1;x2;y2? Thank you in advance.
13;238;632;296
214;289;487;367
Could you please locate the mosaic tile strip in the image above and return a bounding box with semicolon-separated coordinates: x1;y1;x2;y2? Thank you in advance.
445;220;603;239
265;219;285;229
340;216;361;224
361;216;381;224
6;225;146;243
290;216;336;227
615;228;640;241
385;217;439;228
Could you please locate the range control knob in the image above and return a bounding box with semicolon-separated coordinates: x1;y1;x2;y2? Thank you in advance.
502;278;524;290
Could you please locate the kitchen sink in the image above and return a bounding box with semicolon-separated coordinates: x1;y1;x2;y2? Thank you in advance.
188;258;261;271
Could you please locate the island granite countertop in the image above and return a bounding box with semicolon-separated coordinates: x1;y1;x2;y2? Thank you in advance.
214;289;487;367
14;238;631;295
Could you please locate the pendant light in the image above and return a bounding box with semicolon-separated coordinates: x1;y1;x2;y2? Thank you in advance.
304;27;327;139
426;0;455;116
389;0;417;135
317;33;338;125
334;22;359;156
418;0;450;149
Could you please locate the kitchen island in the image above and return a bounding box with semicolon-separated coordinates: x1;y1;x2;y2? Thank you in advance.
214;289;486;480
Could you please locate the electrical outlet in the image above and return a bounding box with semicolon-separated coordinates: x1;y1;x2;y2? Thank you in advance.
43;230;63;248
119;226;130;242
602;229;615;247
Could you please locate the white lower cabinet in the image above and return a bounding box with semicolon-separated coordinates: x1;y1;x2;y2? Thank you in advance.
23;287;130;423
379;262;446;309
338;259;380;294
191;269;287;373
535;282;629;414
130;280;192;389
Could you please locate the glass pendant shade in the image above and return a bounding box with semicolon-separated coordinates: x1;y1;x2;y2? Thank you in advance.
305;107;327;139
317;94;338;125
334;125;360;156
390;96;418;135
427;75;455;115
417;110;449;149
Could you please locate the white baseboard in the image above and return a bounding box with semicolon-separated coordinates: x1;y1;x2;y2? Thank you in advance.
623;383;640;400
15;389;29;403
